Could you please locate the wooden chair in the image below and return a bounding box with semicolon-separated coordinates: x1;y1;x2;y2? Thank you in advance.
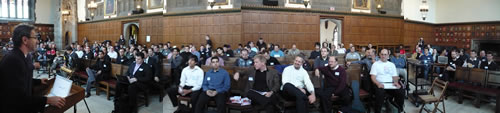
446;67;469;103
461;68;486;107
225;57;238;66
418;78;449;113
96;63;121;100
73;59;95;86
477;71;500;110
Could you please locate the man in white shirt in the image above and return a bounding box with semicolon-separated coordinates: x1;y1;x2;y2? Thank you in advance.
107;47;118;59
166;55;204;111
281;56;316;113
370;49;404;113
75;45;84;58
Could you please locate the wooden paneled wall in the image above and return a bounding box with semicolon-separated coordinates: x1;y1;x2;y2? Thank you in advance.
139;16;164;45
242;10;320;50
343;16;404;47
403;22;434;52
164;13;242;48
77;20;122;44
81;11;496;51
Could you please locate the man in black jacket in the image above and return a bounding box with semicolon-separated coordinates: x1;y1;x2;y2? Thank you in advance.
64;46;79;69
115;52;153;113
480;51;498;71
116;48;129;65
0;23;65;113
85;50;112;97
83;46;94;60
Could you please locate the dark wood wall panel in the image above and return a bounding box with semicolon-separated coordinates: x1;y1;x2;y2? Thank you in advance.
164;13;242;48
139;16;164;46
78;20;122;44
343;16;404;47
242;10;320;50
403;22;434;51
77;10;500;52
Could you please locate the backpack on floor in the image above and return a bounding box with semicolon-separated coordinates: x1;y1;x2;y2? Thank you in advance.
174;104;192;113
113;95;131;113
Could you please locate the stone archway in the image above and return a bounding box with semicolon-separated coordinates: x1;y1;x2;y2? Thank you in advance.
123;22;139;47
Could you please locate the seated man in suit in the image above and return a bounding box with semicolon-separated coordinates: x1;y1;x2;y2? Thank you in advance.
115;52;153;113
83;46;94;60
64;46;79;69
85;50;111;97
195;57;231;113
314;47;330;69
281;56;316;113
167;55;204;112
233;54;280;113
116;48;130;65
315;56;351;113
480;51;498;71
262;50;280;66
370;49;404;113
463;50;480;68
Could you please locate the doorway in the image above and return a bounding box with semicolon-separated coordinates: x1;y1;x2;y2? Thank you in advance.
64;31;71;47
123;22;139;47
320;18;342;49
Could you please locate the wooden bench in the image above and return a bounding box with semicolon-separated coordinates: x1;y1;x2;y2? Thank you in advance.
96;63;121;100
73;59;96;85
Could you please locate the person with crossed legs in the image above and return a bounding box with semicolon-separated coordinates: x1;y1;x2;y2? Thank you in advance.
281;56;316;113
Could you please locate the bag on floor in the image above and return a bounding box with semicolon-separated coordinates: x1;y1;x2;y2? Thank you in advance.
113;95;131;113
174;104;191;113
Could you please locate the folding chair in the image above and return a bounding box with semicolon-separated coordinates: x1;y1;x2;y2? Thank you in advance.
418;78;449;113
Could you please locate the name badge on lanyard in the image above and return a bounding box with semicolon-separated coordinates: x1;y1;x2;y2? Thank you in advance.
249;77;254;81
335;72;340;76
207;77;211;81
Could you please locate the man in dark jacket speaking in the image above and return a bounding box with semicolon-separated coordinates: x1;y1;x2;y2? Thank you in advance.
0;23;65;113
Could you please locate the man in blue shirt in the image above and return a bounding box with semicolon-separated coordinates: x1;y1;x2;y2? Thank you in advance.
270;45;285;58
195;56;231;113
390;50;407;88
419;48;433;80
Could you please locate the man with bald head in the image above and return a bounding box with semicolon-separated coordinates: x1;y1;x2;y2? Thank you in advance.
315;56;350;113
370;49;404;113
281;56;316;113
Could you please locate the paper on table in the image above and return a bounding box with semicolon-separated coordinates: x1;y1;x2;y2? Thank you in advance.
250;89;267;95
48;75;73;98
383;83;398;89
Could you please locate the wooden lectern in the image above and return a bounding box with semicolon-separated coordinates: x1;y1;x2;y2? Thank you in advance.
37;78;86;113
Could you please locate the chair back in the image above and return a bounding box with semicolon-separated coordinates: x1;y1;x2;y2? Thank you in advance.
346;64;362;86
429;78;449;101
162;63;171;77
121;65;129;77
487;71;500;87
469;68;486;85
111;63;122;77
455;67;470;81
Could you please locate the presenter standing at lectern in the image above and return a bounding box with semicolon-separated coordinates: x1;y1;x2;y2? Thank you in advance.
0;23;66;113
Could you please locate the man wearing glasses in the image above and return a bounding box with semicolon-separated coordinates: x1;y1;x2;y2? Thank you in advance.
370;49;404;113
0;24;66;112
